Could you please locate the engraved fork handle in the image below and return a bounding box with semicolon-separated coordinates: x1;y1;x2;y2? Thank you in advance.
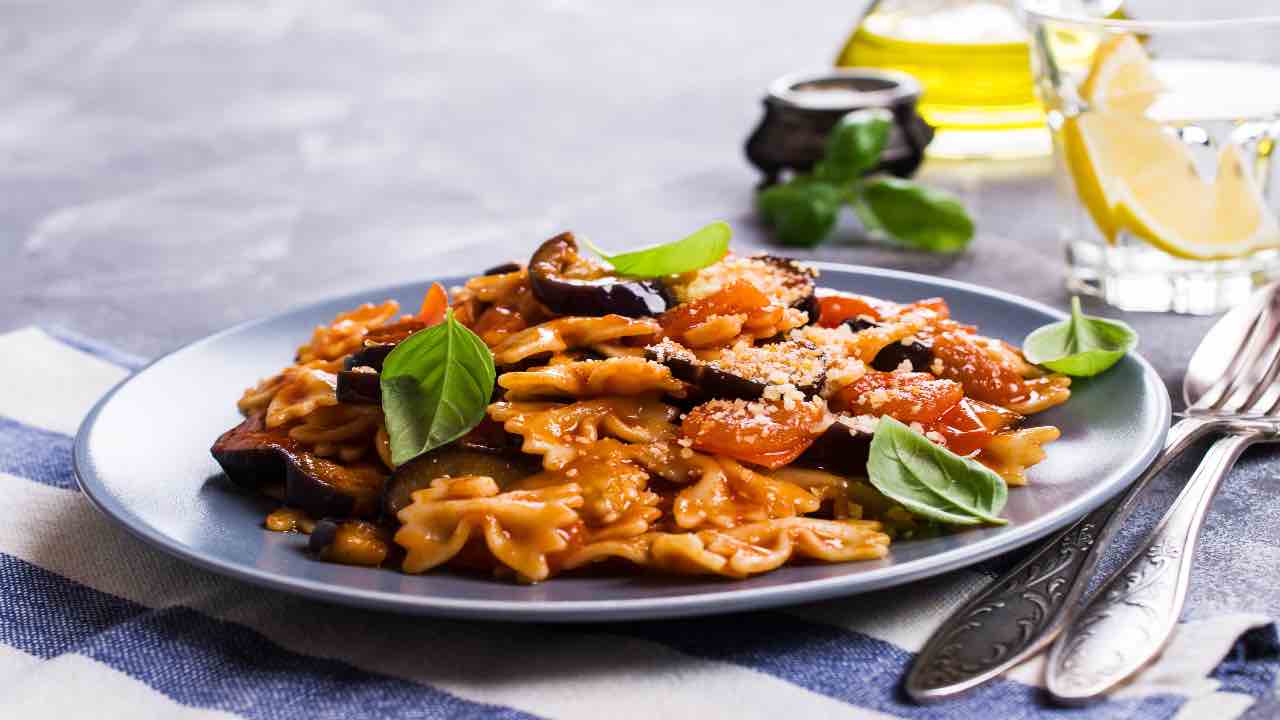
904;418;1210;702
1045;430;1259;704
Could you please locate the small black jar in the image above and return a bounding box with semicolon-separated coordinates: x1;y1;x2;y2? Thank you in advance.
745;68;934;187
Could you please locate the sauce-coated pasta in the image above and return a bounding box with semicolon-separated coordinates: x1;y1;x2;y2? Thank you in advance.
212;236;1068;583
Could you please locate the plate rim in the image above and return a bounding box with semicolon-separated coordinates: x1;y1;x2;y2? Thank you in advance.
73;262;1171;622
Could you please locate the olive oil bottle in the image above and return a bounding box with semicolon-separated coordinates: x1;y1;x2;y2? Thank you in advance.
837;0;1123;158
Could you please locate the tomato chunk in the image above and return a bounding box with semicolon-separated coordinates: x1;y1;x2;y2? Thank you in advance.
832;371;963;425
817;293;888;327
681;398;824;469
661;280;772;340
896;296;950;321
929;398;1020;456
418;282;449;325
817;294;950;328
931;330;1028;405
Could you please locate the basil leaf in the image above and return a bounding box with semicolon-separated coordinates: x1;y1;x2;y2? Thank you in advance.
757;181;842;247
380;309;496;466
1023;296;1138;377
584;221;730;278
814;108;893;184
866;416;1009;526
858;177;975;253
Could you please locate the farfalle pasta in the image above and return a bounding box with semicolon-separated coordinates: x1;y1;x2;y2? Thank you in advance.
212;231;1070;584
498;356;685;400
491;315;659;365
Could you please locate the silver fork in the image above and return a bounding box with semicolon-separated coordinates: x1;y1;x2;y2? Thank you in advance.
905;283;1280;702
1046;287;1280;702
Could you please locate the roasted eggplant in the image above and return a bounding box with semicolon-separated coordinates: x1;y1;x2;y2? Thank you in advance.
336;367;381;405
286;452;384;519
647;338;826;400
793;291;819;326
759;255;818;319
308;518;341;553
343;343;396;372
844;317;934;373
796;418;874;477
383;445;540;517
210;412;294;491
528;232;671;317
211;413;387;519
335;326;419;405
456;417;524;454
484;261;522;276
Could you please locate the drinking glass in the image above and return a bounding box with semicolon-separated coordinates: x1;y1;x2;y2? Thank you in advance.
1023;3;1280;314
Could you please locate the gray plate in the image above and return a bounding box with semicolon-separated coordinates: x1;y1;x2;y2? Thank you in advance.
74;264;1170;622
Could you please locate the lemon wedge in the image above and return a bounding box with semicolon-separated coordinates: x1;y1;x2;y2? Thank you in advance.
1065;112;1280;259
1062;33;1280;260
1080;33;1163;114
1113;143;1280;260
1061;114;1118;242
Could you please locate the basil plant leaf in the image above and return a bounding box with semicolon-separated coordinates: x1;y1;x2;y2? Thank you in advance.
380;309;496;466
858;177;975;253
1023;296;1138;377
814;108;893;184
866;416;1009;526
584;221;730;278
757;181;843;247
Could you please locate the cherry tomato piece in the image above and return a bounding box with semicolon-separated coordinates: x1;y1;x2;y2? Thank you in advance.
832;371;964;425
681;398;824;470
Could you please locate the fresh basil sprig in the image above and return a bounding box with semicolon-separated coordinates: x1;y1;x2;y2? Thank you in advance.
757;109;974;252
814;109;891;184
1023;296;1138;377
855;178;974;253
380;309;496;466
756;181;843;248
866;416;1009;526
584;221;730;278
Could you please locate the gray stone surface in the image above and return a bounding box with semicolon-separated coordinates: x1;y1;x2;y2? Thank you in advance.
1;0;1274;699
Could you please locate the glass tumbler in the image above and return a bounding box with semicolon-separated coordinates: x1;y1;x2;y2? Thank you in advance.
1023;3;1280;314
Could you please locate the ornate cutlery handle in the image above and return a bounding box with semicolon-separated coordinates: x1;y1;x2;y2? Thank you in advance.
1045;431;1258;704
905;418;1209;702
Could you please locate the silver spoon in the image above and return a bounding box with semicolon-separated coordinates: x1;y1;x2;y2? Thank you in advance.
1046;285;1280;702
905;282;1280;703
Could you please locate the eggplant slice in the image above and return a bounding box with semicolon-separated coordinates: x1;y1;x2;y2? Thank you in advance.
844;317;934;373
337;341;389;405
528;232;671;317
210;412;295;491
336;367;381;405
211;412;386;519
759;255;818;319
647;337;826;400
456;416;525;455
335;322;427;405
343;343;396;372
484;261;523;276
797;417;874;476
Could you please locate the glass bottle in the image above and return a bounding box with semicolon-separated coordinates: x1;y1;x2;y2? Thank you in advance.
836;0;1124;158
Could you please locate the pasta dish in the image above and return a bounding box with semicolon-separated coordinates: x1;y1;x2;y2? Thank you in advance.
212;231;1069;583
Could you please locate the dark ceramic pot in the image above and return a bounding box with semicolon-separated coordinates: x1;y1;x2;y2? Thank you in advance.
745;68;934;187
